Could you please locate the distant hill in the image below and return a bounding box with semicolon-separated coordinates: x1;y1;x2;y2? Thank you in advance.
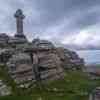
63;44;100;50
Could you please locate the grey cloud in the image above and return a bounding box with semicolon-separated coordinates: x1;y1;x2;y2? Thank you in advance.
0;0;100;48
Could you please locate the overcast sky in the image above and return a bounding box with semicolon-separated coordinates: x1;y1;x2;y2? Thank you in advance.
0;0;100;48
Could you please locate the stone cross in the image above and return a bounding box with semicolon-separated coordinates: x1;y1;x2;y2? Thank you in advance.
14;9;25;35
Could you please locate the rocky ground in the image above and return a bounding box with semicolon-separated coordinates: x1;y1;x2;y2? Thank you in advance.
0;80;11;96
0;68;98;100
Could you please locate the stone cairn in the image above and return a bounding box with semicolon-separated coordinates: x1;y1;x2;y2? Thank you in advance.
0;9;84;88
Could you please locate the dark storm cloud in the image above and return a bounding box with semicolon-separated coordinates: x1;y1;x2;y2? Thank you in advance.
0;0;100;47
30;0;100;30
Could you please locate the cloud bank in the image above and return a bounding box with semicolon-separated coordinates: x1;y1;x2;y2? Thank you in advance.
0;0;100;49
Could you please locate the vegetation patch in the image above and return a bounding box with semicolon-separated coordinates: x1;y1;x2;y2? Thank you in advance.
0;66;99;100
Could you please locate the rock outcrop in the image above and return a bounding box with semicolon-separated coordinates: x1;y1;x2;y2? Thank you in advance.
0;35;85;87
32;39;64;79
0;33;9;48
0;48;15;65
56;47;84;70
7;53;34;87
5;39;64;87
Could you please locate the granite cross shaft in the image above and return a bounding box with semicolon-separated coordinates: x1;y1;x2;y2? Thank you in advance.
14;9;25;37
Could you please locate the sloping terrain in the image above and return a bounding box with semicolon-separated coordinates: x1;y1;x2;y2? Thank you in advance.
0;65;99;100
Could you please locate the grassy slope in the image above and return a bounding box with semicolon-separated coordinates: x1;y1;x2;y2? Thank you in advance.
0;66;99;100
